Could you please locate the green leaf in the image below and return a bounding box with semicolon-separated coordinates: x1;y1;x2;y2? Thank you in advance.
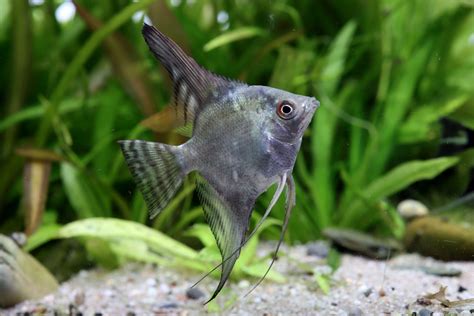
365;157;459;200
269;45;315;93
60;163;110;218
241;261;286;282
84;238;120;269
310;21;357;228
59;218;198;260
399;95;469;143
342;157;459;226
237;218;280;268
449;99;474;129
314;273;331;294
0;98;88;133
91;85;121;174
326;248;341;272
319;20;357;96
203;27;266;51
185;223;216;247
24;224;61;252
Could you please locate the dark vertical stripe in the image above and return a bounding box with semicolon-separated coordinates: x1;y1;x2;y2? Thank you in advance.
182;86;192;125
161;146;177;202
140;141;165;210
174;76;185;120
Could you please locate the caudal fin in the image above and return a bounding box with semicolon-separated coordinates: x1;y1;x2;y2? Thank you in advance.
119;140;184;219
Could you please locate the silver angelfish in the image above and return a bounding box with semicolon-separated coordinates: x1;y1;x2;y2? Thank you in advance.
119;24;319;302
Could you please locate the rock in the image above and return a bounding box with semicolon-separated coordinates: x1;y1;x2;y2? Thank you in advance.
186;287;205;300
238;280;250;288
404;216;474;261
348;307;363;316
322;228;402;259
421;265;462;277
306;241;330;258
397;200;429;219
73;290;85;306
10;232;27;247
358;285;373;297
418;308;432;316
159;303;179;309
0;234;58;307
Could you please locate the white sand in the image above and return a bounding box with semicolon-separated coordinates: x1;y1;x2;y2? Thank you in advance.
3;244;474;315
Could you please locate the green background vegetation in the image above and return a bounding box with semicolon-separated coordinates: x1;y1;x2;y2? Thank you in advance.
0;0;473;277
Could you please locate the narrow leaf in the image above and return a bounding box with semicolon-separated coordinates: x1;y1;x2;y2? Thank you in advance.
342;157;459;226
203;27;265;52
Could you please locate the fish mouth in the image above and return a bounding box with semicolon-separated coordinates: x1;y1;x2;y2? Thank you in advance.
308;97;320;112
297;98;319;135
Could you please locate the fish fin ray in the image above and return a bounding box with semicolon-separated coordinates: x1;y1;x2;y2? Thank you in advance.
142;24;245;130
190;175;287;291
195;174;254;303
119;140;184;219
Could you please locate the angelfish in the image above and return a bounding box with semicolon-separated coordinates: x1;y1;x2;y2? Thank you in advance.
119;24;319;302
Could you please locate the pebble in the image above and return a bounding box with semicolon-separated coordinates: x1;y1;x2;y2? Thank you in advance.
306;241;329;258
159;283;171;294
418;308;432;316
358;285;373;297
185;287;205;300
347;307;363;316
459;311;471;316
159;303;178;309
73;290;85;306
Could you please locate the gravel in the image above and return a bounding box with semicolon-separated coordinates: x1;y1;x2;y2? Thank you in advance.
2;243;474;315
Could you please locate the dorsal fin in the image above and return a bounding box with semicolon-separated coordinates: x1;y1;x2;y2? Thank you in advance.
142;24;244;130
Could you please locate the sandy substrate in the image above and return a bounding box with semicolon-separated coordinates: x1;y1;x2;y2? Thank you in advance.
2;243;474;315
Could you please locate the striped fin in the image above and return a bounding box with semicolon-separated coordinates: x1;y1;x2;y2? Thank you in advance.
142;24;244;130
190;174;287;292
119;140;184;219
195;175;255;303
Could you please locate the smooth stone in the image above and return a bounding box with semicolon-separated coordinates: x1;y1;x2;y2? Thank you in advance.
306;241;330;258
160;303;179;309
0;234;58;307
186;287;205;300
419;308;432;316
347;307;364;316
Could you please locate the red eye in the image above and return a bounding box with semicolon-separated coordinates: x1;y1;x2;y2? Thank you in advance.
277;101;295;119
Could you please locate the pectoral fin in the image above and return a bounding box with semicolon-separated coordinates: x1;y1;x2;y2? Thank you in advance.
245;173;295;296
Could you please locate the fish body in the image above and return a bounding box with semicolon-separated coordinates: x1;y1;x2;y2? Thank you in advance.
120;24;319;302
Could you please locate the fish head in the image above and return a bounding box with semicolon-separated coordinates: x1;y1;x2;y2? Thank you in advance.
250;86;320;144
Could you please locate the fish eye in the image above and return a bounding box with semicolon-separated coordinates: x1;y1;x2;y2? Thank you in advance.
277;101;296;120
